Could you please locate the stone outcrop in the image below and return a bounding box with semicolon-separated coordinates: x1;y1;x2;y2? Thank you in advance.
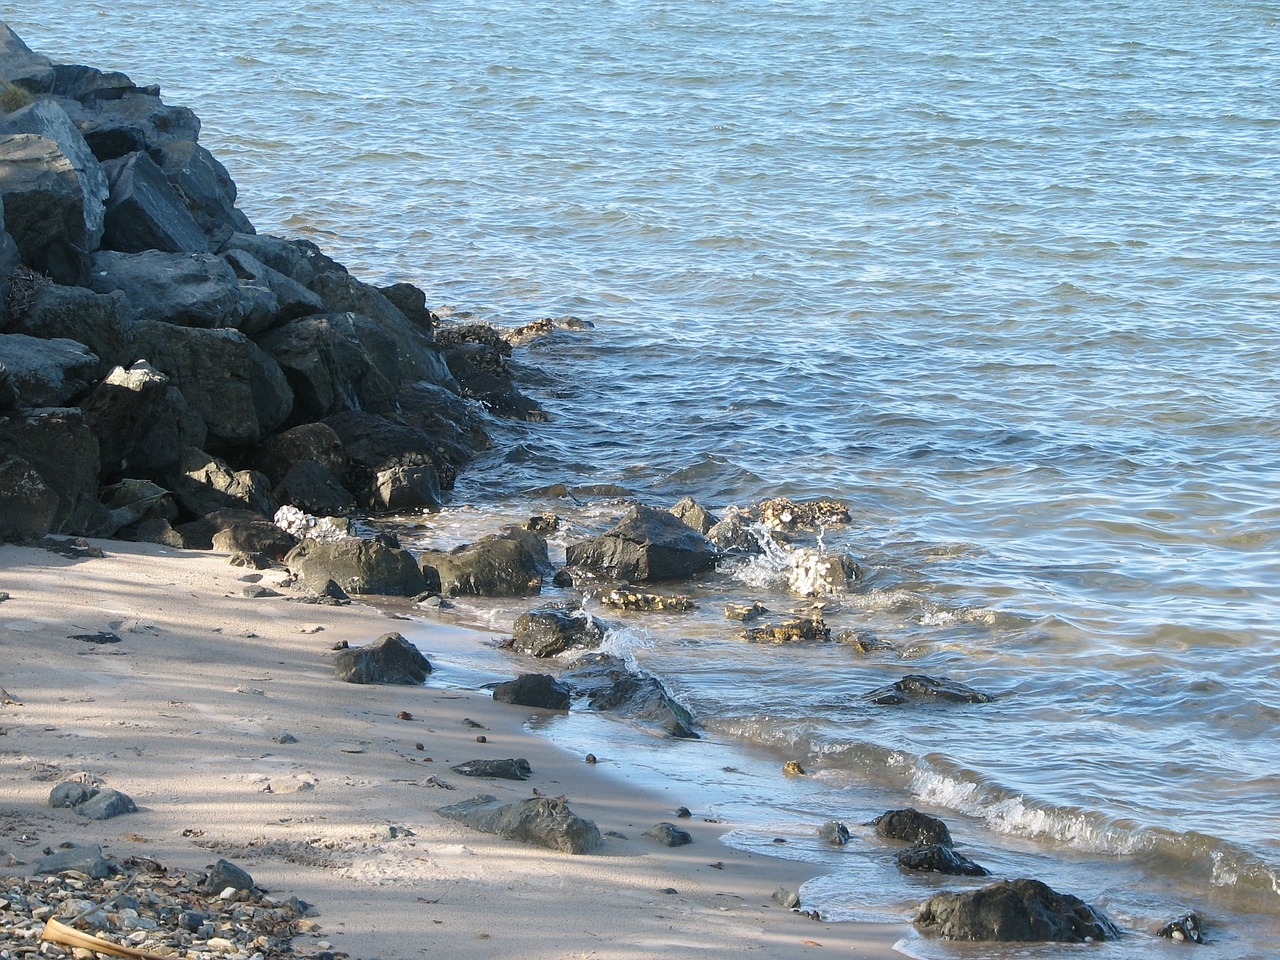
419;527;552;596
915;879;1120;943
565;504;718;582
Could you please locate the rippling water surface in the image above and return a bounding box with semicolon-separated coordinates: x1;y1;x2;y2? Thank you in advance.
10;1;1279;955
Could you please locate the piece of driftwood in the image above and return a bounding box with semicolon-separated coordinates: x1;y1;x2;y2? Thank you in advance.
41;918;172;960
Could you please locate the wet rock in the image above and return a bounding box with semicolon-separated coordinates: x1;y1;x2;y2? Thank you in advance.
644;822;693;847
492;673;571;711
511;605;605;658
834;630;895;654
560;653;699;738
450;758;532;781
786;548;860;597
333;631;431;685
872;808;953;847
897;843;990;876
598;586;695;612
370;462;442;510
76;787;138;820
285;536;427;596
1157;912;1204;944
865;674;994;706
202;859;254;894
741;614;830;644
706;508;763;554
773;887;801;909
818;820;851;846
565;503;718;582
437;794;601;854
724;601;768;621
915;878;1121;943
419;526;552;597
253;421;347;487
670;496;717;534
758;497;850;532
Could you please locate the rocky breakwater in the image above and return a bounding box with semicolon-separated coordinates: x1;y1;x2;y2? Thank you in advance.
0;23;550;549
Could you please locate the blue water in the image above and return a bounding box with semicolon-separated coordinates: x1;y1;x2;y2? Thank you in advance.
7;2;1280;955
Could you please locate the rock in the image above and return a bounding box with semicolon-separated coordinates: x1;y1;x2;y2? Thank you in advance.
369;463;442;511
0;132;93;284
560;653;698;738
89;249;246;328
783;760;806;776
724;601;768;621
897;843;990;876
323;410;455;503
78;361;171;478
172;508;269;550
436;324;542;420
272;505;353;543
670;496;717;534
202;859;254;894
872;808;953;847
0;24;55;92
285;536;427;596
449;759;532;781
152;140;254;244
99;151;210;254
834;630;896;654
0;100;108;251
419;527;552;597
272;460;355;516
436;794;601;854
0;408;107;539
741;614;829;644
49;780;99;808
257;313;397;420
772;887;801;909
598;587;695;612
565;504;718;582
865;675;994;706
491;673;571;711
101;479;178;527
511;606;605;658
396;381;491;468
787;548;860;597
173;448;272;517
333;632;431;685
6;283;134;369
818;821;851;846
0;333;100;407
1157;912;1204;944
211;520;297;559
644;822;693;847
915;878;1121;943
33;844;112;879
220;248;323;333
758;497;850;532
378;281;437;334
75;787;138;820
219;232;345;288
254;422;346;486
706;508;764;554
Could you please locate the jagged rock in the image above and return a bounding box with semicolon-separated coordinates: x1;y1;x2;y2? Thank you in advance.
440;338;544;420
437;794;601;854
0;333;99;407
333;631;431;685
173;448;272;517
598;587;694;612
395;381;491;468
915;878;1121;943
99;150;209;254
897;843;990;876
670;496;717;534
101;478;178;529
272;505;353;543
0;24;55;92
0;100;108;250
219;232;346;288
253;422;346;486
835;630;896;654
865;675;994;706
257;313;398;420
419;527;552;597
134;516;188;548
89;249;244;328
491;673;571;711
172;508;267;551
324;410;453;499
787;548;860;597
48;62;139;101
560;653;698;738
0;132;93;284
565;504;718;582
725;601;768;621
202;859;254;894
819;821;851;846
872;808;953;846
0;408;107;538
75;787;137;820
285;536;427;596
49;781;99;808
758;497;850;531
1157;912;1204;944
644;822;693;847
741;614;829;644
450;759;532;781
78;361;170;478
511;606;605;657
378;281;437;334
272;460;354;516
211;520;297;559
706;508;763;554
152;139;254;243
370;463;442;511
220;248;323;333
5;283;134;366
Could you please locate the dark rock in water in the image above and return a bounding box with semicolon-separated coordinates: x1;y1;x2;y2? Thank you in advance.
511;605;605;658
33;844;112;879
285;536;427;597
49;780;99;808
758;497;851;532
872;808;953;847
818;820;851;846
565;504;718;583
437;794;601;854
333;632;431;685
202;858;254;894
396;381;491;468
865;674;994;706
706;509;763;554
644;822;693;847
369;462;442;511
741;615;829;644
598;586;695;612
897;843;990;876
1157;912;1204;944
435;323;543;421
419;527;552;597
670;496;717;534
834;630;895;655
323;409;455;501
378;281;438;334
560;653;699;739
450;758;532;781
724;601;768;622
915;878;1121;943
76;787;137;820
492;673;571;711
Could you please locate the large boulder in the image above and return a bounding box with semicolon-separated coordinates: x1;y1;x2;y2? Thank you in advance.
0;334;99;407
396;381;490;468
1;100;108;251
323;410;452;500
369;463;442;511
221;249;323;334
872;808;953;847
77;360;170;478
492;673;571;711
510;606;605;658
0;407;108;538
151;140;254;243
211;519;297;559
172;448;272;517
99;151;209;254
561;653;698;738
0;133;93;285
256;313;397;420
419;527;552;596
253;421;346;486
284;536;427;596
272;460;354;516
218;232;346;288
89;250;243;328
0;196;18;325
436;795;601;855
0;24;55;93
915;879;1120;943
0;452;58;539
5;283;134;365
333;632;431;685
565;504;718;582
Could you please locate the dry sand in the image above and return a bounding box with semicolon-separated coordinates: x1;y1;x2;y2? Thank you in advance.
0;537;908;959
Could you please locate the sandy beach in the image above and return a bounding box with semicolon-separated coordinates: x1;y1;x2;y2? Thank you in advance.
0;537;908;959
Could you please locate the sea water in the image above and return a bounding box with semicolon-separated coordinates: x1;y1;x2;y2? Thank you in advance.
8;1;1279;955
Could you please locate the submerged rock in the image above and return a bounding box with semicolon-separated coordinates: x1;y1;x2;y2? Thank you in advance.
565;503;718;582
598;586;695;612
419;526;552;597
915;878;1121;943
818;820;851;846
758;497;850;532
864;674;994;706
510;605;605;658
872;808;953;846
491;673;571;711
669;496;717;534
437;794;601;854
897;843;990;877
1157;912;1204;944
560;653;699;738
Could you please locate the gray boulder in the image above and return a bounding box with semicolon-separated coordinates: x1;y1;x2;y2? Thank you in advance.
396;381;491;468
370;463;442;511
89;250;243;328
865;675;994;706
915;878;1121;943
0;334;99;407
0;452;59;539
323;410;453;500
173;448;272;517
272;460;354;516
78;361;171;478
33;845;112;880
99;150;209;254
218;232;346;288
819;821;851;846
5;283;134;366
257;313;397;420
211;520;297;559
0;133;92;284
253;421;346;486
491;673;571;711
511;606;605;658
1;100;108;250
75;787;137;821
100;478;178;529
670;496;717;534
285;536;427;596
872;808;953;847
897;843;990;876
436;794;601;854
0;408;107;538
565;504;718;582
450;758;532;781
202;859;253;894
49;780;98;808
644;822;693;847
560;653;698;738
333;631;431;685
152;139;254;243
0;24;55;93
419;527;552;597
221;248;324;334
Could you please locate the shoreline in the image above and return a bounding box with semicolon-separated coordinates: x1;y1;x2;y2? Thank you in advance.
0;537;909;959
